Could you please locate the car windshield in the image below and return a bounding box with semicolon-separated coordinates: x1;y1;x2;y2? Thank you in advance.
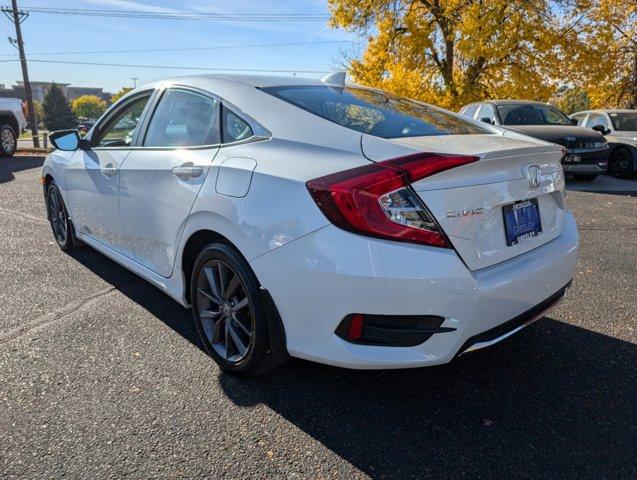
262;86;489;139
609;112;637;131
497;104;572;126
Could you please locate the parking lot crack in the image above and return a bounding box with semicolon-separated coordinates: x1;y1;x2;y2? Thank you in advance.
0;207;49;226
0;281;140;344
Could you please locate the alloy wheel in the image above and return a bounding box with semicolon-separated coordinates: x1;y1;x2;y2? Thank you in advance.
1;127;15;155
48;187;68;245
611;149;630;177
196;259;253;364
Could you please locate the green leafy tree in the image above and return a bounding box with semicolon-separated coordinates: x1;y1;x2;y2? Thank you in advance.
557;87;591;115
72;95;107;120
110;87;133;104
42;83;77;131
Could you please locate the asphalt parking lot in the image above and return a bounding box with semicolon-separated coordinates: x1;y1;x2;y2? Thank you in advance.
1;156;635;479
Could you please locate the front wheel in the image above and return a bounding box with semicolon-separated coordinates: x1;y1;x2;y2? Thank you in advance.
190;242;278;376
46;183;75;251
609;147;633;178
0;123;17;158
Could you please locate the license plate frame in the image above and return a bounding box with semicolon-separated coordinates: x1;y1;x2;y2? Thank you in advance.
565;154;581;163
502;198;542;246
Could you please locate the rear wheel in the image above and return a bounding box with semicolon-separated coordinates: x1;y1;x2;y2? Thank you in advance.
573;174;598;181
190;242;278;375
0;123;17;158
609;147;632;178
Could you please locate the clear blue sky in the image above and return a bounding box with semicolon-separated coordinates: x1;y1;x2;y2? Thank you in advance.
0;0;358;93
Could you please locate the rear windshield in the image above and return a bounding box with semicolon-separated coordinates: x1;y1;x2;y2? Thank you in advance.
262;86;489;139
609;112;637;131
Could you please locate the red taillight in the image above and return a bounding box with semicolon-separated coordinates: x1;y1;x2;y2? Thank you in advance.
306;153;478;247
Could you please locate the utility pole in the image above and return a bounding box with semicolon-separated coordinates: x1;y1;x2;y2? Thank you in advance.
2;0;39;148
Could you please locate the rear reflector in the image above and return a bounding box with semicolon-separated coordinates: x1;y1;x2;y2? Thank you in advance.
306;153;477;247
336;313;455;347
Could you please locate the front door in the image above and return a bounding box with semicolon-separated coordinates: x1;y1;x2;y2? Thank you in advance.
65;92;153;255
118;88;221;277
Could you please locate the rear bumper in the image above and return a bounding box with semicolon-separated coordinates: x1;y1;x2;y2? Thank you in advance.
251;212;579;369
456;283;569;357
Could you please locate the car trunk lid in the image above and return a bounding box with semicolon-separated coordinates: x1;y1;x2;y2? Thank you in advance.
361;134;566;270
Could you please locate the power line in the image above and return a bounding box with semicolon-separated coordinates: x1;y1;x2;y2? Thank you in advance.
22;58;331;73
0;40;350;56
8;6;331;21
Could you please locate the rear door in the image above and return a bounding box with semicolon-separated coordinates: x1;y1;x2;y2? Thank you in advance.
117;87;221;277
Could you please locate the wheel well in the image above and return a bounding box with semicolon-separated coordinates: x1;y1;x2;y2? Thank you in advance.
181;229;230;303
0;114;19;136
180;228;289;364
42;174;55;195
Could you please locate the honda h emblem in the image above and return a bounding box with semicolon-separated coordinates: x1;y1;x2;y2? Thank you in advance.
525;165;541;189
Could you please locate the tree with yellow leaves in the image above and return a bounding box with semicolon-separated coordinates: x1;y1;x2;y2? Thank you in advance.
71;95;107;120
329;0;635;109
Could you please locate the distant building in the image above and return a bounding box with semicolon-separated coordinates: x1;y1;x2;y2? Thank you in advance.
0;81;112;103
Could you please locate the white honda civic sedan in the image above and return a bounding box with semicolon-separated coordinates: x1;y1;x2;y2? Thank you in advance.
42;73;578;375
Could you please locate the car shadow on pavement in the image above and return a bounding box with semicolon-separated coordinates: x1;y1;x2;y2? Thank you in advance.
0;155;45;184
219;319;635;479
67;247;635;479
68;248;200;347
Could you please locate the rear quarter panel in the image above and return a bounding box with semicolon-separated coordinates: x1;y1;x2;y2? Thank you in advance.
175;137;371;268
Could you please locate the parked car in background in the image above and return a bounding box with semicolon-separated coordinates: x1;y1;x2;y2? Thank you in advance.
0;97;27;158
459;100;609;181
570;109;637;177
42;74;578;375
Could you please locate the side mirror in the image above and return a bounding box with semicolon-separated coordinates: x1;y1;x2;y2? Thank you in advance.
49;129;87;151
591;124;610;135
570;118;578;126
479;117;494;124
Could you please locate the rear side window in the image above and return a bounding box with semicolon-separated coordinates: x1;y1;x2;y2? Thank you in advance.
222;107;254;143
263;86;489;139
144;89;220;147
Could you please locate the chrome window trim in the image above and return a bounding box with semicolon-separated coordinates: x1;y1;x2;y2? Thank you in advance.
134;84;271;151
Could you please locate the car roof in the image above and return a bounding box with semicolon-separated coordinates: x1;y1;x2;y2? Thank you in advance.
140;73;329;91
485;100;548;106
571;109;636;115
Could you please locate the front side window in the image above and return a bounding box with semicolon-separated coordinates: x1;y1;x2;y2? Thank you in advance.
497;104;572;126
144;89;220;147
586;114;609;130
570;113;586;126
263;86;489;139
476;104;497;123
94;93;151;147
609;112;637;131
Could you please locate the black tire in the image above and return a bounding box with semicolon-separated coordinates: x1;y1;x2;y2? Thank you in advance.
190;242;279;376
46;183;77;252
609;147;633;178
573;174;598;181
0;123;17;158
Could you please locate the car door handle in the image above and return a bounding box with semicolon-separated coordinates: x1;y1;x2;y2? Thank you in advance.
100;164;118;177
172;163;203;179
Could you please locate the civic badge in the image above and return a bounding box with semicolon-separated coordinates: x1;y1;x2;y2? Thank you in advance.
525;165;541;189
